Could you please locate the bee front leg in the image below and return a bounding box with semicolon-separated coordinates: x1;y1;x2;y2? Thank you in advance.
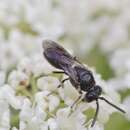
70;86;83;109
69;91;83;117
58;78;69;88
70;92;82;109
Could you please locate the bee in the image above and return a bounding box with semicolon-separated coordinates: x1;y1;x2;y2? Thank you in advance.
42;40;125;127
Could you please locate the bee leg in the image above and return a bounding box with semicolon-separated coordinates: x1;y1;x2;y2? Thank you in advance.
70;94;82;109
73;56;76;60
35;71;65;80
47;78;69;96
69;87;82;114
91;99;99;127
58;78;69;88
68;93;82;117
52;71;65;74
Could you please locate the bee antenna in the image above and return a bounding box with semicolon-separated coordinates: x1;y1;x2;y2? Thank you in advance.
91;99;99;127
98;97;126;113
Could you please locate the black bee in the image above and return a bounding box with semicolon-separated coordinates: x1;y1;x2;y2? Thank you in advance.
42;40;125;127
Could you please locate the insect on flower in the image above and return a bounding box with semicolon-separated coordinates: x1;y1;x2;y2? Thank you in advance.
42;40;126;127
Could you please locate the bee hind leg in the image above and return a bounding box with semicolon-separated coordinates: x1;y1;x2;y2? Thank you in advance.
52;71;65;74
47;78;69;96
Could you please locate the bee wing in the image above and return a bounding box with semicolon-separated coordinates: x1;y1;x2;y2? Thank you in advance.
63;65;79;87
43;40;75;69
43;40;80;86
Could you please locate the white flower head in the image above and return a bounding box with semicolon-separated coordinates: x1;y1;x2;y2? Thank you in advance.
8;70;29;89
48;118;59;130
0;84;23;109
1;0;130;129
35;91;60;112
0;71;6;87
17;57;33;76
48;95;60;112
19;97;48;130
20;98;32;122
37;76;60;91
0;100;10;130
88;123;104;130
12;127;18;130
59;79;79;106
55;107;86;130
30;53;55;77
123;96;130;121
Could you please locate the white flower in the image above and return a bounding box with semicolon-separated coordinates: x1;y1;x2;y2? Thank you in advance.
35;91;49;110
110;48;130;75
123;96;130;121
35;91;60;112
48;118;59;130
0;71;6;86
20;98;32;122
0;0;129;129
108;47;130;91
17;57;33;76
18;53;55;77
12;127;18;130
0;84;23;109
30;53;55;77
48;95;60;112
25;0;64;38
19;98;48;130
17;53;56;77
60;80;80;106
55;107;87;130
89;123;104;130
0;42;23;71
37;76;60;91
0;100;10;130
8;70;29;89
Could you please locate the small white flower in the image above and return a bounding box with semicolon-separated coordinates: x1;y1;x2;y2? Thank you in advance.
89;123;104;130
35;91;49;110
55;107;86;130
48;118;59;130
8;70;29;89
123;96;130;121
48;95;60;112
19;97;48;130
20;98;32;122
1;0;130;129
0;71;6;86
0;84;23;109
37;76;60;91
0;100;10;130
31;53;55;76
59;79;79;106
17;57;33;76
35;91;60;112
12;127;18;130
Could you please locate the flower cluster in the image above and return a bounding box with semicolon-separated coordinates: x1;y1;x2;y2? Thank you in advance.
0;0;130;130
0;53;124;130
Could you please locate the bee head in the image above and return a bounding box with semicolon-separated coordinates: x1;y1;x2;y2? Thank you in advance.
83;85;102;102
82;85;125;127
